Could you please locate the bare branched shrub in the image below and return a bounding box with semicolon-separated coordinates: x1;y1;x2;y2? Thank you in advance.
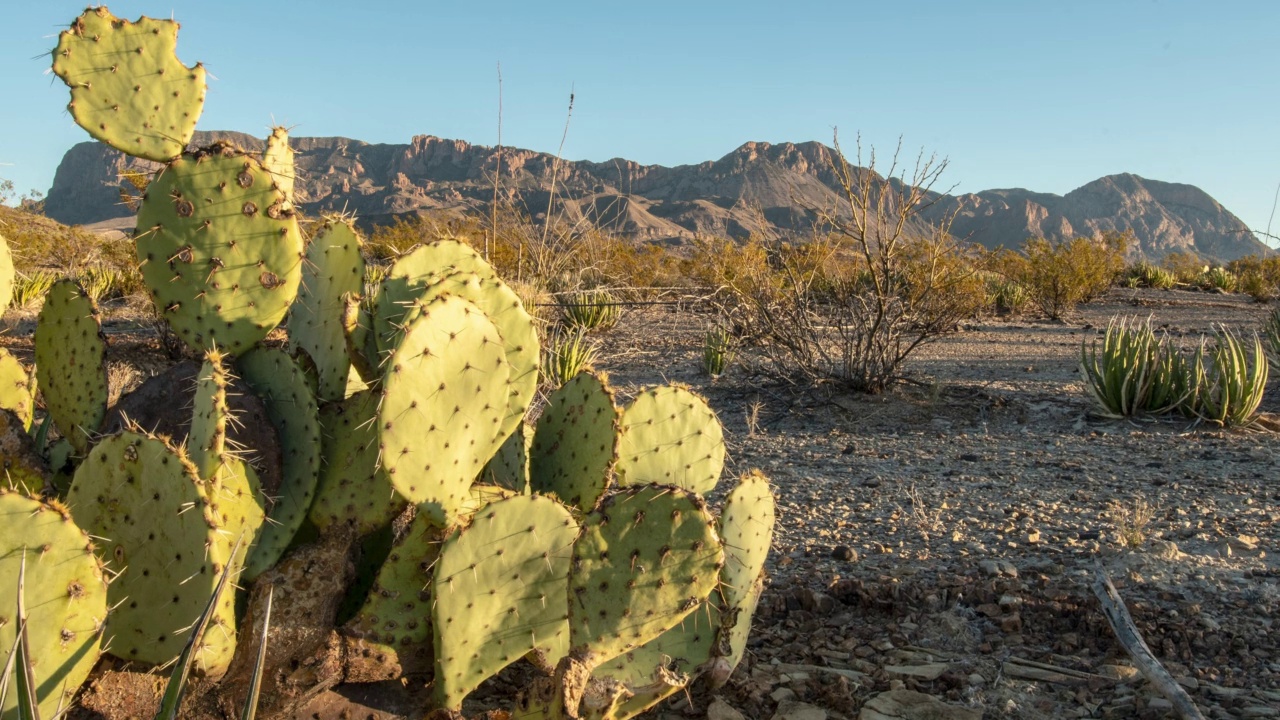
706;135;985;393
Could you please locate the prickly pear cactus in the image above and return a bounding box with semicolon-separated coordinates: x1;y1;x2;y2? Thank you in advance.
615;385;725;495
51;7;206;162
288;217;366;402
433;494;578;710
482;420;532;492
189;349;266;572
262;126;296;210
237;346;322;578
530;370;619;511
35;279;107;454
377;295;510;527
391;271;540;442
342;291;381;385
65;432;240;677
0;232;13;312
0;348;34;430
568;485;724;666
718;470;775;667
310;389;404;535
374;239;493;351
0;489;108;720
135;142;303;355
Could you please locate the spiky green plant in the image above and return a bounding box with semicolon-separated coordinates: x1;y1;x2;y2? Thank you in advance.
702;325;735;377
986;276;1029;315
1080;316;1190;418
1201;266;1238;293
543;327;599;388
1186;327;1268;427
560;288;621;331
9;272;55;311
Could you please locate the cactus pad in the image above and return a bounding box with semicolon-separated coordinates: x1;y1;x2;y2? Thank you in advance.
392;271;540;443
482;421;532;493
530;370;619;511
0;349;34;430
288;218;365;402
135;142;303;355
344;509;447;678
262;126;296;210
35;279;108;455
569;485;724;666
51;7;206;162
65;432;240;676
374;239;492;350
433;494;578;710
615;385;725;495
718;470;775;612
310;390;404;535
0;489;108;720
377;295;510;527
237;347;322;578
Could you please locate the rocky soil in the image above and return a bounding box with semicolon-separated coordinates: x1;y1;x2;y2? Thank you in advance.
5;285;1278;719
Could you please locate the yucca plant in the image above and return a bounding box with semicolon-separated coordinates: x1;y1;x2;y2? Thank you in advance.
702;325;735;377
559;288;621;331
542;327;599;388
1187;327;1268;427
1201;266;1238;293
987;277;1029;315
1080;316;1190;418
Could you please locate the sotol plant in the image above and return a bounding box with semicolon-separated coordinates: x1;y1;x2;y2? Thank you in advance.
0;8;779;720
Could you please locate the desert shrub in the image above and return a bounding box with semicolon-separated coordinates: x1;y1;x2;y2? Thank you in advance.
705;136;985;393
1079;316;1190;418
1122;261;1176;290
1160;251;1208;285
1226;254;1280;301
1007;234;1127;319
1198;266;1238;293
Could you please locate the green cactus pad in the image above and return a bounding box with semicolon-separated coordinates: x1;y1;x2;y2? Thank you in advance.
529;370;619;511
594;601;720;687
35;279;108;455
615;385;725;495
0;489;108;720
262;126;295;210
310;389;404;535
342;292;381;385
51;7;206;162
0;349;34;430
135;142;303;356
391;271;540;443
377;295;510;527
481;421;531;493
288;218;365;403
188;349;234;479
65;432;239;677
569;485;724;667
433;494;578;710
373;239;494;356
718;470;775;612
343;509;448;678
236;347;322;578
0;232;13;312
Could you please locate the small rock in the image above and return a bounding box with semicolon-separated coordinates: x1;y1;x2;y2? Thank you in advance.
1242;707;1280;718
832;545;858;562
771;687;797;704
967;673;986;687
884;663;951;681
708;697;746;720
772;700;827;720
859;689;983;720
1099;664;1140;681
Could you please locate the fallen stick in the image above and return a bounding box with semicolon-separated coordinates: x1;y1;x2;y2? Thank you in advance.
1091;564;1205;720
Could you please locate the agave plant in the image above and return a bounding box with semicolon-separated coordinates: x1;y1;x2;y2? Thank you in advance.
559;288;621;331
542;327;599;388
1080;316;1190;418
702;325;735;377
1187;327;1268;427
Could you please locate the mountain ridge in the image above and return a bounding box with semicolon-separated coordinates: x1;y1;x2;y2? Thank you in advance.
43;133;1266;261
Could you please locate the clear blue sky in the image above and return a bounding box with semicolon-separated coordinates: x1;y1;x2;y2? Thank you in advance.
3;1;1279;242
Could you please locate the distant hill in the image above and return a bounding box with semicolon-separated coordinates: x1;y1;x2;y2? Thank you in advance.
44;132;1267;261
